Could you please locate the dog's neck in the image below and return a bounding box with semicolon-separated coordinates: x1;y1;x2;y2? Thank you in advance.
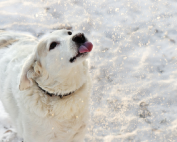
34;61;88;98
36;82;75;98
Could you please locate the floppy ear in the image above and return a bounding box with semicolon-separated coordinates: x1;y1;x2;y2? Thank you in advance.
19;53;42;91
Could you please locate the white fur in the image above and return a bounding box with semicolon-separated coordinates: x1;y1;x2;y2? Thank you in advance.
0;30;92;142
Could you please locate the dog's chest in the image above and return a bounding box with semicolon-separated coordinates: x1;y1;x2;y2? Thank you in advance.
24;111;87;142
19;89;89;142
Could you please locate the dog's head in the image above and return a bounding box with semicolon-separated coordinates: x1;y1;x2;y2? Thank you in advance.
19;29;93;94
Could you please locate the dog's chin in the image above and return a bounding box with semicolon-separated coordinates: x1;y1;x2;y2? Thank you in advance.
69;52;88;63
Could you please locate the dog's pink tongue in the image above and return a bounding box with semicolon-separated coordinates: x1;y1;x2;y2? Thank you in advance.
79;42;93;53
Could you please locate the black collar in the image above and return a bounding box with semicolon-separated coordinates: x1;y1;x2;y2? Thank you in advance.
37;83;74;99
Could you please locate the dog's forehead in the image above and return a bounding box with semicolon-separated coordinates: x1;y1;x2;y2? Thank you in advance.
51;29;68;36
44;29;70;42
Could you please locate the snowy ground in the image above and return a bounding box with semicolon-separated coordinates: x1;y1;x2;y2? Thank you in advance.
1;0;177;141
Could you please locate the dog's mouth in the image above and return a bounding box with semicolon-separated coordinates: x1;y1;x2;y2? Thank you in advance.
70;41;93;63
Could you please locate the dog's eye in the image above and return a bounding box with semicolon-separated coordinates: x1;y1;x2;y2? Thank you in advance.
49;42;59;51
68;31;72;35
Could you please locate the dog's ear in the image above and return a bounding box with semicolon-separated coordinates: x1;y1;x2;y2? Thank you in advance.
19;52;42;91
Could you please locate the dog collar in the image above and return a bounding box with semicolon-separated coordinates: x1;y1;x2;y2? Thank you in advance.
37;83;74;99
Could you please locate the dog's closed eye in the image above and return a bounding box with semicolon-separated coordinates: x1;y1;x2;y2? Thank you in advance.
49;42;59;51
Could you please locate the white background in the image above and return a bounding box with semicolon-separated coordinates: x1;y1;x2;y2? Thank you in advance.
0;0;177;141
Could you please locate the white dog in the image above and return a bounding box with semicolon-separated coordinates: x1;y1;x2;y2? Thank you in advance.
0;29;93;142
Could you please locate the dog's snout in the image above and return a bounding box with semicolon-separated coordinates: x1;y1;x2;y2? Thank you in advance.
72;33;86;43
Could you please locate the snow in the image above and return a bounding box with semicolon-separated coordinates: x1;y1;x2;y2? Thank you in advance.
1;0;177;141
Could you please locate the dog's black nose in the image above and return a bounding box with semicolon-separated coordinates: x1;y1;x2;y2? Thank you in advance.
72;33;86;43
